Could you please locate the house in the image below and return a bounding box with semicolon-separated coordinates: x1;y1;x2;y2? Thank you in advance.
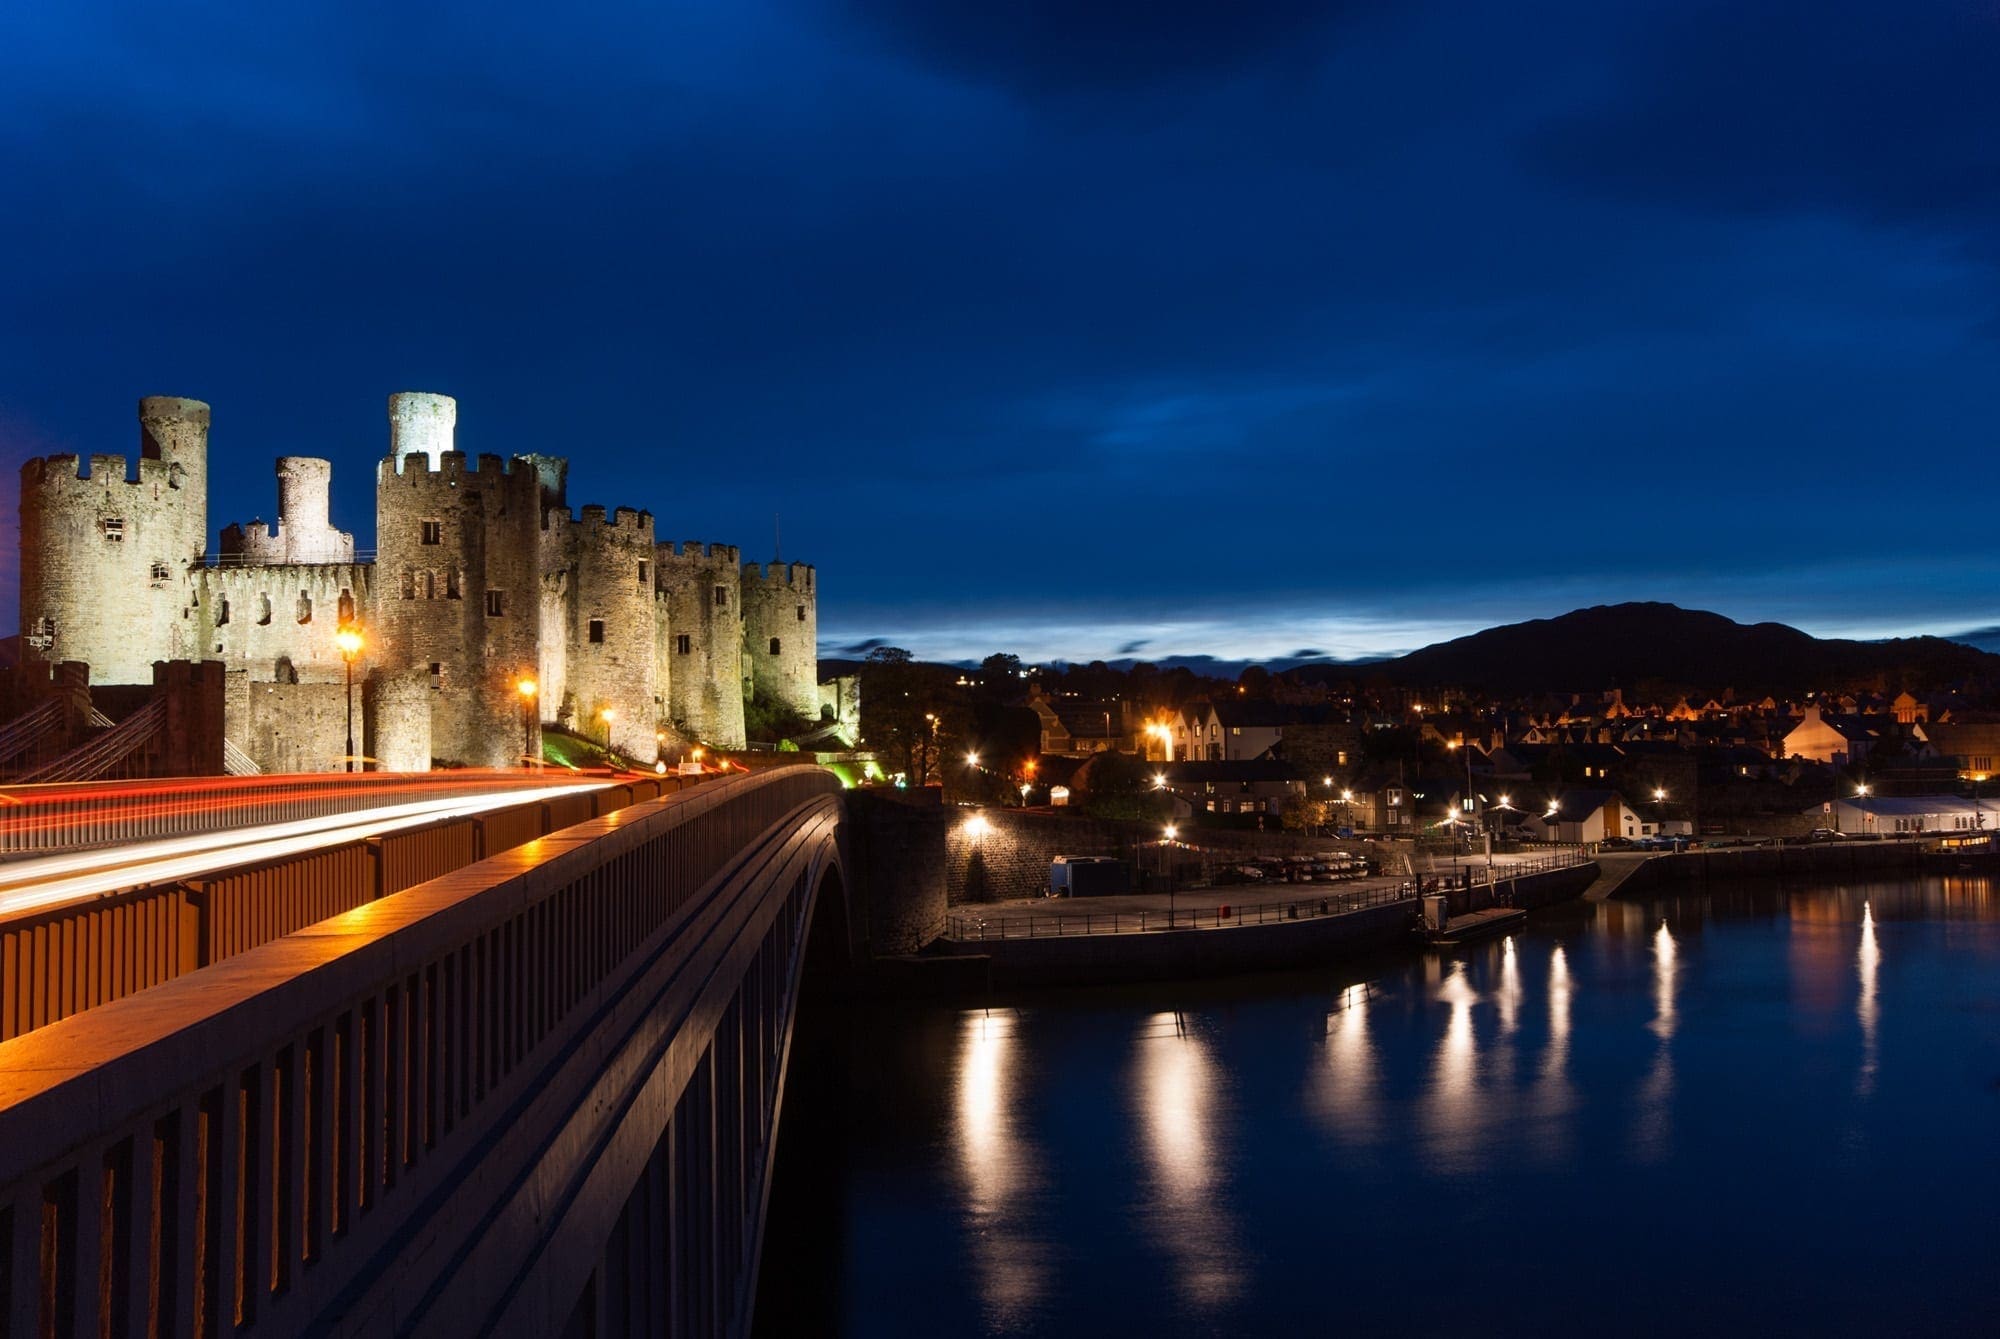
1154;759;1307;819
1916;721;2000;779
1830;795;1990;836
1781;704;1916;766
1522;788;1624;844
1026;685;1137;757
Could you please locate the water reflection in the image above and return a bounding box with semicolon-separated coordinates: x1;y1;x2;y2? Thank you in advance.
1634;921;1677;1160
1134;1011;1240;1308
1498;937;1522;1035
1420;962;1481;1173
1312;984;1382;1145
953;1009;1047;1325
1857;902;1879;1096
1531;944;1576;1157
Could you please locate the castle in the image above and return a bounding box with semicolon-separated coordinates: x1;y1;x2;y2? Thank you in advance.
16;392;822;771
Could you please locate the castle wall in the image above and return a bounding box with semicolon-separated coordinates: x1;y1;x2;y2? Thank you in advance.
657;541;745;749
193;564;372;685
241;680;351;773
365;666;434;771
18;398;208;684
375;395;544;768
740;561;818;721
562;506;661;759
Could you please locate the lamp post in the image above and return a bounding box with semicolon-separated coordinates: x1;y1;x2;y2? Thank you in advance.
334;624;363;773
598;707;616;754
517;676;538;767
1163;823;1179;926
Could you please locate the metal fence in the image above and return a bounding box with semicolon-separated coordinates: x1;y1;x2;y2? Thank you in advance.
947;880;1417;940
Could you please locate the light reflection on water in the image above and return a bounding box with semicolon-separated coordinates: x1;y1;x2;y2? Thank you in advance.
767;877;2000;1338
1132;1012;1240;1308
952;1009;1047;1327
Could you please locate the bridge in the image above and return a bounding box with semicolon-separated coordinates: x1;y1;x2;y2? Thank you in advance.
0;764;893;1338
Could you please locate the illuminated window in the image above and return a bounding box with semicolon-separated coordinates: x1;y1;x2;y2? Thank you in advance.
103;517;124;542
676;633;692;655
589;619;605;644
421;519;442;545
485;590;504;617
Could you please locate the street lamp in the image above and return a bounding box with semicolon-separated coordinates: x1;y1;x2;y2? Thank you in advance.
516;676;538;767
598;707;616;751
1163;823;1179;925
334;623;363;773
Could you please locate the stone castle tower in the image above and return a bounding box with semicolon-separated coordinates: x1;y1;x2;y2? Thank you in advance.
19;397;209;681
14;390;820;770
740;562;819;722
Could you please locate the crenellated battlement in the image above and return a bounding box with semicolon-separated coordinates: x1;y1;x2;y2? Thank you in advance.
20;453;186;490
380;450;543;488
659;540;741;565
741;561;815;591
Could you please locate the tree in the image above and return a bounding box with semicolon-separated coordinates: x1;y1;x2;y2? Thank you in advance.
1077;750;1170;822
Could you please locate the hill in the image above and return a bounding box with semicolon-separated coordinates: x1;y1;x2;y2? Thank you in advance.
1298;603;2000;698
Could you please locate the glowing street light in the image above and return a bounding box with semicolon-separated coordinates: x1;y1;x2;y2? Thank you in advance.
966;751;981;767
335;623;364;773
516;676;538;767
598;706;617;751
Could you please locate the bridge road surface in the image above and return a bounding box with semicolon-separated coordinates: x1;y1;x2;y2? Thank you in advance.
0;779;611;921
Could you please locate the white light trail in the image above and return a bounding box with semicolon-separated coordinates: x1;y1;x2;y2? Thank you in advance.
0;782;611;919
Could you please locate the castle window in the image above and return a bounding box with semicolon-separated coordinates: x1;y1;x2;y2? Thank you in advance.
103;517;124;542
446;569;461;600
485;590;504;617
27;617;55;650
676;634;692;655
423;571;436;600
338;590;354;623
401;569;415;600
216;598;230;626
638;559;649;585
429;662;443;688
296;592;312;624
150;561;170;582
713;585;727;608
769;637;781;655
589;619;605;644
796;604;806;622
257;594;272;626
421;519;442;545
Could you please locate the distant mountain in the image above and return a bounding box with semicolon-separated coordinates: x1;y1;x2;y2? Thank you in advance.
1946;625;2000;655
1306;603;2000;698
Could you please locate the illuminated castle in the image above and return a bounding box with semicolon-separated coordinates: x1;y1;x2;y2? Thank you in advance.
17;392;820;770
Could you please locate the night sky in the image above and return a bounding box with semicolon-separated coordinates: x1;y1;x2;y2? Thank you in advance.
3;2;1995;664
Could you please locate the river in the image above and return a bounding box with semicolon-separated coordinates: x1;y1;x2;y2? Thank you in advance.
756;876;2000;1336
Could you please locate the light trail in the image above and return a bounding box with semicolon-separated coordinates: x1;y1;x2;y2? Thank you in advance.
0;781;612;920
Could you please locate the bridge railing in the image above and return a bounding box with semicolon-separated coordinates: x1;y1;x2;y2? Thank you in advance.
0;769;605;858
0;763;842;1339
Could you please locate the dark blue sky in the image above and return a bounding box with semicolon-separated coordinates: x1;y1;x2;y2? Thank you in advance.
3;1;1995;663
